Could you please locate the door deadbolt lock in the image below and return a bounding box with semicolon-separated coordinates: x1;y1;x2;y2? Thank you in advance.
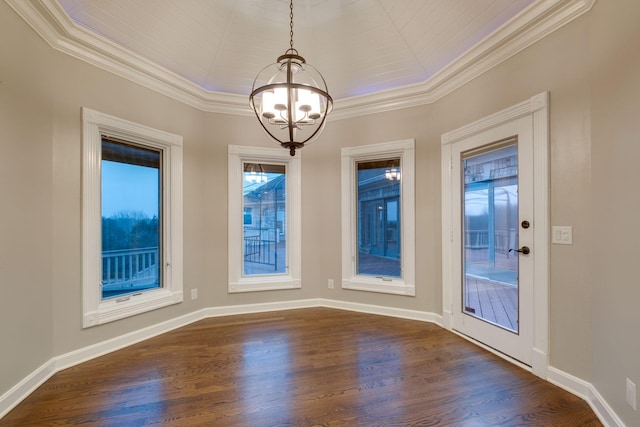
521;220;530;229
509;246;530;255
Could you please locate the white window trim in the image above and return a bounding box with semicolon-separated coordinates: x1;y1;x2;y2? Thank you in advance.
228;145;301;293
82;107;183;328
341;139;416;296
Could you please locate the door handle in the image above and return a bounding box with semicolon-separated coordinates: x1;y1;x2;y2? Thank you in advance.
509;246;530;255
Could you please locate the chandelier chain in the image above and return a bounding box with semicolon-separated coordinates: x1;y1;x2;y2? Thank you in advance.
289;0;294;51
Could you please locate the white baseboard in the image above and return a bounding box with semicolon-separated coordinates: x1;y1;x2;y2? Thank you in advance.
547;366;592;400
0;299;622;427
201;298;322;318
320;298;443;325
547;366;625;427
55;308;209;372
0;359;57;420
0;307;210;419
0;299;325;419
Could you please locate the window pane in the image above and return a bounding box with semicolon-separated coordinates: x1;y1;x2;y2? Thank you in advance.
462;143;519;332
101;139;162;299
357;159;401;277
242;163;287;276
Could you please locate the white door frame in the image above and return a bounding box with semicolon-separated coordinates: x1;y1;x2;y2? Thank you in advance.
441;92;550;378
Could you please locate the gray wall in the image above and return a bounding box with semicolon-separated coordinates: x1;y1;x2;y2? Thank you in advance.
0;5;54;395
1;0;639;425
590;0;640;423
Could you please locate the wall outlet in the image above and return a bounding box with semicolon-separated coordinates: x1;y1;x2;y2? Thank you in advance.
328;279;334;289
627;378;637;411
191;288;198;300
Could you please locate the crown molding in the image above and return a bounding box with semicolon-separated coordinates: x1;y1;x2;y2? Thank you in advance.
331;0;595;120
6;0;595;120
5;0;250;115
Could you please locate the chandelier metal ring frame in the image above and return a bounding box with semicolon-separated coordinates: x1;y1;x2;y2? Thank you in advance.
249;0;333;157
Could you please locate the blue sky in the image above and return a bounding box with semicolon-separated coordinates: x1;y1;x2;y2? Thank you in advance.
102;161;159;218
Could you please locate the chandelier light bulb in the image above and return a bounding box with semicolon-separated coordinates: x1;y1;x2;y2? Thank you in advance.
386;167;401;181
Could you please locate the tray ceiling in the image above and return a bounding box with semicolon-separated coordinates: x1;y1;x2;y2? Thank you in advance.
57;0;536;99
8;0;595;117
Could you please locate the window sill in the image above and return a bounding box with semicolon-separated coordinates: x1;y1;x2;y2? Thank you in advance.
342;277;415;296
83;288;183;328
229;277;301;293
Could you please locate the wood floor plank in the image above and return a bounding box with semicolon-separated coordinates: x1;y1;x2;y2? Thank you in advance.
0;308;601;426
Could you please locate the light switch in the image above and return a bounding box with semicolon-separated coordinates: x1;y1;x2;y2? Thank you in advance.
552;226;573;245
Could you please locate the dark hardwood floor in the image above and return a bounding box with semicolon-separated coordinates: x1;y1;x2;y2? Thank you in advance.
1;308;601;426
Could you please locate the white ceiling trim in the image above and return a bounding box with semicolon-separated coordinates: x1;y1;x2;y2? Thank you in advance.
7;0;595;121
6;0;246;115
333;0;595;120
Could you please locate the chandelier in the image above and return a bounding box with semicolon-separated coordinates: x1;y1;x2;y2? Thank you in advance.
249;0;333;156
385;167;401;181
244;163;268;184
385;159;401;181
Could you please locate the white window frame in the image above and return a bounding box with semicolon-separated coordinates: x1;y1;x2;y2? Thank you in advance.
341;139;416;296
228;145;301;293
82;107;183;328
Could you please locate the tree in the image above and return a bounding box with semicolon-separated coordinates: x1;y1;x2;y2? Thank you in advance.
102;210;158;251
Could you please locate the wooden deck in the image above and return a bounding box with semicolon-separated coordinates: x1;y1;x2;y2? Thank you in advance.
0;308;600;426
465;275;518;332
357;252;401;276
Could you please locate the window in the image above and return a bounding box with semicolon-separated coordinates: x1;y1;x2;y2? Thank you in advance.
101;139;162;299
356;159;402;277
82;108;183;327
228;145;301;292
341;140;415;295
242;163;287;276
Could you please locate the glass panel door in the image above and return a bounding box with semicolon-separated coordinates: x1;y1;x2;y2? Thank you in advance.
462;142;519;333
446;108;539;368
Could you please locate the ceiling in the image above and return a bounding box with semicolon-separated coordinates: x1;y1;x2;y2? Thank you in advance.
8;0;594;116
57;0;535;99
